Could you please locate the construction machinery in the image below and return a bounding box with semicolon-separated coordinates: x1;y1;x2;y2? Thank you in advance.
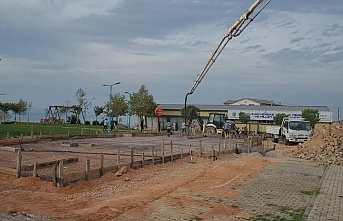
187;108;226;135
184;0;272;132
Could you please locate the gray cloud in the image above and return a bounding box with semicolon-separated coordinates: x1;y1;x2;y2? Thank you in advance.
0;0;342;120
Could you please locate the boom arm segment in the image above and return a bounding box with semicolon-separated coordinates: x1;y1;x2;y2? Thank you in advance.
187;0;272;96
184;0;271;127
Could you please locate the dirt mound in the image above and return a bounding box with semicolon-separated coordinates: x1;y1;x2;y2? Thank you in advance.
288;123;343;165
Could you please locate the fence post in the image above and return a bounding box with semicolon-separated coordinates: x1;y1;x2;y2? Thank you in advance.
211;145;214;158
218;138;221;155
58;160;64;187
7;132;9;139
189;144;193;161
199;140;202;157
170;140;173;162
262;141;268;152
181;148;183;159
117;149;120;170
162;140;165;164
248;138;251;153
86;159;90;181
100;153;104;176
33;161;38;177
16;150;22;179
152;147;155;165
212;149;216;161
52;164;57;186
141;153;145;168
130;148;134;168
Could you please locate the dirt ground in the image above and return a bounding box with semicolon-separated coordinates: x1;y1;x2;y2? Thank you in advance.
0;134;322;220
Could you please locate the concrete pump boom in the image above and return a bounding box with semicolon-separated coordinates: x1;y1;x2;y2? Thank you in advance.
184;0;272;125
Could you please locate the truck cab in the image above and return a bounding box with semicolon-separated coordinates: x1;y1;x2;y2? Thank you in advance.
204;113;226;135
280;118;312;145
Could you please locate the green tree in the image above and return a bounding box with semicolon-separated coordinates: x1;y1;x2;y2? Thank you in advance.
94;105;104;122
273;113;287;125
239;112;250;134
181;105;200;122
0;102;12;122
74;88;94;124
239;112;250;126
69;105;82;124
104;93;128;128
130;85;157;127
16;99;29;121
302;108;320;128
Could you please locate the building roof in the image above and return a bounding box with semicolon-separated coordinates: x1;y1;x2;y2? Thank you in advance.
224;98;282;106
158;104;331;112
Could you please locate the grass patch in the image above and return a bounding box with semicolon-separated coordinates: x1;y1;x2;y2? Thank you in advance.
0;122;134;138
231;204;239;208
300;188;320;196
266;203;278;207
189;216;202;221
249;206;305;221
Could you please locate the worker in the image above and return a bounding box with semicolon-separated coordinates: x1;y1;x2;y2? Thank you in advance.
190;121;196;136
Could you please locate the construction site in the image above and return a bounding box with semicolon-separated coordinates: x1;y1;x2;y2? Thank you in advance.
0;122;342;220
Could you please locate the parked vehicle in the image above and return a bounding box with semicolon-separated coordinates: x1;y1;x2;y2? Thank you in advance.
266;125;281;142
267;118;312;145
187;109;226;136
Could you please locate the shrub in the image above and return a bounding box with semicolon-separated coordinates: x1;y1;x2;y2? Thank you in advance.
85;121;91;125
92;120;99;125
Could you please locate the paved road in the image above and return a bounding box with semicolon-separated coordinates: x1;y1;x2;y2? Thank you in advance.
306;164;343;221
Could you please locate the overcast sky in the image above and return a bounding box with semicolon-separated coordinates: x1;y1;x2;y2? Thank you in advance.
1;0;342;120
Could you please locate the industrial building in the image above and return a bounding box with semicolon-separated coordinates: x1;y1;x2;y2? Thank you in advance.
146;98;333;133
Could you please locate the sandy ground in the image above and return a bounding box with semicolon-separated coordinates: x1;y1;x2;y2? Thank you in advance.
0;136;295;220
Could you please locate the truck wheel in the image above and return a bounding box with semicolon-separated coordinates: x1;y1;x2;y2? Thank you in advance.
284;137;289;145
205;127;216;136
272;137;279;143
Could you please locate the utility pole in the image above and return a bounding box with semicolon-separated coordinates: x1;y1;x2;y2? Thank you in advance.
103;82;121;134
125;92;133;132
338;107;340;123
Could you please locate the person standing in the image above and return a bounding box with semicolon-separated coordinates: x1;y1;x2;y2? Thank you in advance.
230;120;236;138
103;118;108;131
224;120;229;138
110;118;115;131
181;122;186;136
190;121;196;136
140;118;144;133
166;120;172;137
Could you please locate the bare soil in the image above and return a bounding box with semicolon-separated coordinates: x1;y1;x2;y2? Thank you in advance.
0;131;337;220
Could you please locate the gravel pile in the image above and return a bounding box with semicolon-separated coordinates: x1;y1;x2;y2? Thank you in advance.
288;123;343;165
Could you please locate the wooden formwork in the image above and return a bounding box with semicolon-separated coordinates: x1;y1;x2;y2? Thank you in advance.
1;138;240;187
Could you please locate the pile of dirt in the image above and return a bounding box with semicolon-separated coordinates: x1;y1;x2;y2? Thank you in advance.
288;123;343;165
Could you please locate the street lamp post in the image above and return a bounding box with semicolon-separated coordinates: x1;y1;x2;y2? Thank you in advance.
66;100;70;124
0;94;5;124
125;92;133;132
103;82;121;134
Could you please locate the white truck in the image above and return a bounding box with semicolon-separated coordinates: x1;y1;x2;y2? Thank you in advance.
267;118;312;145
266;125;281;142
